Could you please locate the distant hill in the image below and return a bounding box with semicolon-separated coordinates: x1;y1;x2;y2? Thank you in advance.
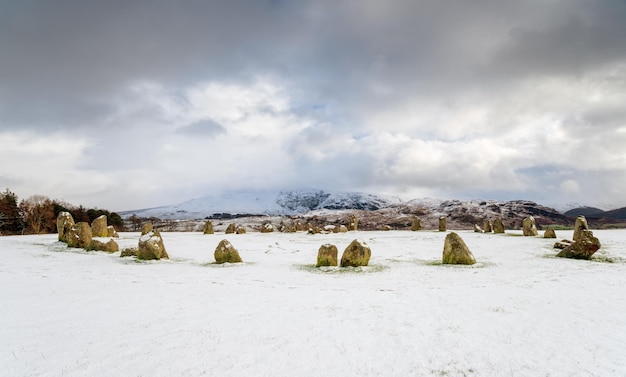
565;206;626;220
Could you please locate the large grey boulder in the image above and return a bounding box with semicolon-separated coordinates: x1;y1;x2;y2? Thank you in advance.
137;229;169;260
57;211;75;242
91;215;108;238
214;239;242;264
522;216;538;236
66;222;92;249
316;244;338;267
340;239;371;267
442;232;476;265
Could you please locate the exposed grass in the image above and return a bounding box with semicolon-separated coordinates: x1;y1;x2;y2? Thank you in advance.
296;263;389;274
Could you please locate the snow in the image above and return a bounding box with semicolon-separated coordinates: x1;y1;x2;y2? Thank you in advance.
2;230;626;376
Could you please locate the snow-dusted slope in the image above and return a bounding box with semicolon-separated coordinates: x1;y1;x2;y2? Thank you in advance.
121;190;401;219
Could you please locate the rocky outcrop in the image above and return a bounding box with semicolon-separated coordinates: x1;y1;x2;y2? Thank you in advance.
137;229;168;260
438;216;446;232
340;239;371;267
214;239;242;264
442;232;476;265
522;216;538;236
203;220;214;234
411;216;422;231
556;229;601;260
66;222;92;249
88;239;119;253
57;212;75;242
493;218;505;234
91;215;108;238
543;227;557;238
316;244;338;267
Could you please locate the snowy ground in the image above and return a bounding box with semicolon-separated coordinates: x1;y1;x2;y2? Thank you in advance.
2;229;626;377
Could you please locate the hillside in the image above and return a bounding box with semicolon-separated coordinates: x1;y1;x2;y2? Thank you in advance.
565;206;626;220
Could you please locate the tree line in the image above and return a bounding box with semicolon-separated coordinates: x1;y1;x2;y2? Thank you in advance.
0;188;124;235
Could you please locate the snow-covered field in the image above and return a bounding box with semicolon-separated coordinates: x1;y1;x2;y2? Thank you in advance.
2;230;625;377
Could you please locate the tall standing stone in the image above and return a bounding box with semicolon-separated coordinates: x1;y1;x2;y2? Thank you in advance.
438;216;447;232
57;211;75;242
316;244;338;267
522;216;539;236
493;218;505;234
340;239;371;267
349;215;358;231
557;229;601;260
442;232;476;265
107;226;119;238
225;223;236;234
483;220;492;233
203;220;214;234
572;216;590;242
66;222;92;249
90;215;108;238
411;216;422;231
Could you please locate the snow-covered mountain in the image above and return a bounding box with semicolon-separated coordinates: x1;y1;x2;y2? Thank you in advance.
120;190;402;219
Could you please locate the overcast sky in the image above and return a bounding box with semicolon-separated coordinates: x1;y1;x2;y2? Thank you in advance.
1;0;626;211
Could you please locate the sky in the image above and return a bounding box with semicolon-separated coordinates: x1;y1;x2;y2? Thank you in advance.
1;0;626;212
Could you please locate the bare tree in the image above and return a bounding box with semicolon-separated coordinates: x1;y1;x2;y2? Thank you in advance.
20;195;55;234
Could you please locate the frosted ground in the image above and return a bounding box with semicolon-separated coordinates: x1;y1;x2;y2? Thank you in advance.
2;230;626;377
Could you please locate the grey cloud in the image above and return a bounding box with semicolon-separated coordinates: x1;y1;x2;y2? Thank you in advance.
176;119;225;138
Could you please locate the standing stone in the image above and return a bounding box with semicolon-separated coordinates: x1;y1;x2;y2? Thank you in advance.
89;239;119;252
66;222;92;249
348;215;358;231
337;225;348;233
141;222;153;235
522;216;539;236
214;239;243;264
483;220;493;233
556;230;601;260
473;224;483;233
411;216;422;231
203;220;214;235
137;229;169;260
57;211;75;242
572;216;590;242
225;223;236;234
261;223;274;233
340;239;371;267
442;232;476;265
107;226;119;238
543;227;557;238
438;216;447;232
493;218;505;234
316;244;338;267
120;247;138;257
91;215;108;237
295;221;304;232
235;225;246;234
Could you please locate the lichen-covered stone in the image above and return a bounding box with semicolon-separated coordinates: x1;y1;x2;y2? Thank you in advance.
522;216;538;236
295;221;304;232
235;225;246;234
57;211;75;242
225;223;236;234
261;223;274;233
107;226;119;238
438;216;446;232
214;239;242;264
483;220;492;233
120;247;137;258
203;220;214;235
349;215;358;231
316;244;338;267
89;239;119;253
337;225;348;233
411;216;422;231
141;222;153;236
493;218;505;234
557;230;601;260
66;222;92;249
442;232;476;265
572;216;590;242
137;229;168;260
543;227;557;238
340;239;371;267
91;215;108;238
